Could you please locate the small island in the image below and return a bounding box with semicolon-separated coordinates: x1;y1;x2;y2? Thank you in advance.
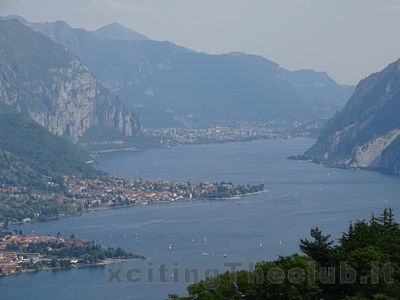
0;231;141;276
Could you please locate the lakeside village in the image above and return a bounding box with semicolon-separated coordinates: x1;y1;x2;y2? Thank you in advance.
0;177;264;276
0;231;140;276
0;177;264;225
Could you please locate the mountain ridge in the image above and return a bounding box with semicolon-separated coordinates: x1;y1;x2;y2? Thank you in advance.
95;22;149;41
8;16;354;128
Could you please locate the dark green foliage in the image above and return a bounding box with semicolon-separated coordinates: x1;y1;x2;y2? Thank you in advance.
0;150;42;187
0;195;83;222
192;183;264;199
14;241;139;262
300;227;334;266
171;209;400;300
10;239;142;272
0;107;99;188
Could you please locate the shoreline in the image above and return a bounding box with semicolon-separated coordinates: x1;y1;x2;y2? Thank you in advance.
91;135;297;157
8;189;267;228
0;258;140;278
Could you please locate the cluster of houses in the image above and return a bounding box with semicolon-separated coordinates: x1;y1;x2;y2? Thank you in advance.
64;177;239;207
143;124;283;146
0;233;86;276
0;251;19;275
0;175;260;226
65;177;190;206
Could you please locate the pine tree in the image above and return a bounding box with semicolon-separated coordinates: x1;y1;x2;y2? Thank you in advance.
300;227;334;266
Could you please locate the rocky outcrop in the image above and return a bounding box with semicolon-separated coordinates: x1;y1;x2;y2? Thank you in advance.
0;19;141;143
380;137;400;174
300;59;400;175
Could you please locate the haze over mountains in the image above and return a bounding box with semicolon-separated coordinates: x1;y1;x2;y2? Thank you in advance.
0;19;141;143
8;16;353;128
299;59;400;175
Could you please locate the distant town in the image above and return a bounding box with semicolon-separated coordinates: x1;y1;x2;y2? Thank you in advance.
143;122;300;147
83;122;319;155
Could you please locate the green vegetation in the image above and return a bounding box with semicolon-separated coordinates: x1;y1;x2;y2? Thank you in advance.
170;209;400;300
8;240;140;262
0;107;99;189
0;194;83;223
193;183;265;199
5;238;142;272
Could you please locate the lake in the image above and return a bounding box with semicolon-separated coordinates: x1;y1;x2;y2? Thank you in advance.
2;138;400;299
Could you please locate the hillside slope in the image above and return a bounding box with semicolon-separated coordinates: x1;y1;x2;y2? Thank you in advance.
300;59;400;175
0;106;98;188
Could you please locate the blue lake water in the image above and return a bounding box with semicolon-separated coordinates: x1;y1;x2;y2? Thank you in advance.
1;138;400;299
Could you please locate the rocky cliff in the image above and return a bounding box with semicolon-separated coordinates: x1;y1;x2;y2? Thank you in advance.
0;19;141;143
300;59;400;175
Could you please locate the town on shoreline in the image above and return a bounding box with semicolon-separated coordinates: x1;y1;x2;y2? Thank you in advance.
0;176;264;226
0;230;142;276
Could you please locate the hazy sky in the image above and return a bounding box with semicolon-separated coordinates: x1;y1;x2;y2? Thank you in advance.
1;0;400;84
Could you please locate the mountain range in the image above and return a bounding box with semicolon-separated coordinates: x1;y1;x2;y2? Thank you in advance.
0;18;144;187
0;18;141;143
298;58;400;175
10;16;354;128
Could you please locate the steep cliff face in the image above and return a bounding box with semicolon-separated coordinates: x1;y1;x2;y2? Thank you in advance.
380;137;400;175
302;59;400;175
0;19;141;143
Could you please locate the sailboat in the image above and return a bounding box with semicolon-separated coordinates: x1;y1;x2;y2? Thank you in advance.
259;241;263;247
168;243;173;251
204;237;207;242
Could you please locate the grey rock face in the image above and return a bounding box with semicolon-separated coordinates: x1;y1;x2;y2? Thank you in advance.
0;19;141;142
302;59;400;175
